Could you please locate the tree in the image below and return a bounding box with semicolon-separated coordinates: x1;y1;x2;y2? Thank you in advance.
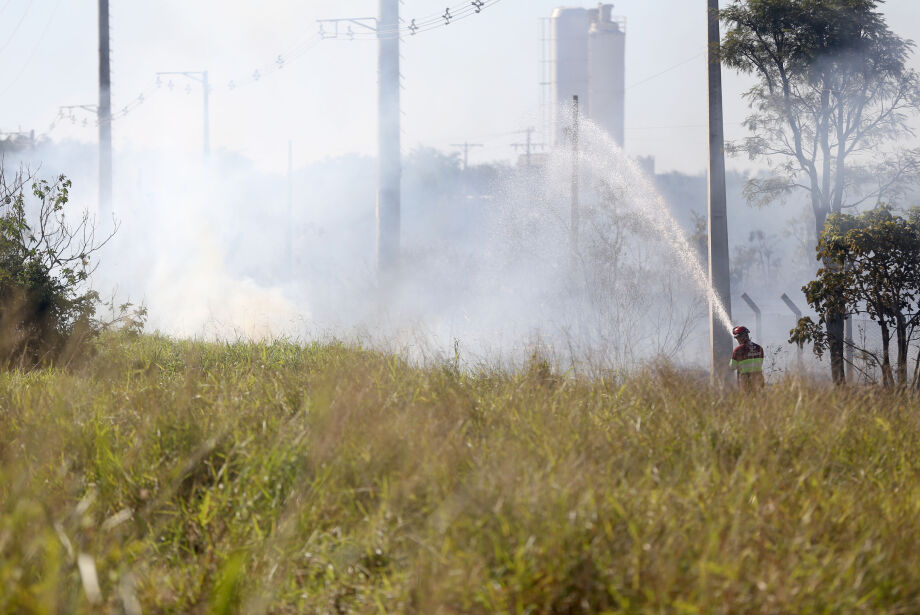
731;229;782;290
721;0;920;384
790;205;920;387
0;168;111;365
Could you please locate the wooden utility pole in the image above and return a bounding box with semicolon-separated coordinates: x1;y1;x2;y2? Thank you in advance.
98;0;112;218
707;0;733;382
511;127;545;168
450;142;483;170
377;0;401;282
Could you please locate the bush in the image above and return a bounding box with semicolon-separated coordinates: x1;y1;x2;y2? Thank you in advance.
0;168;109;365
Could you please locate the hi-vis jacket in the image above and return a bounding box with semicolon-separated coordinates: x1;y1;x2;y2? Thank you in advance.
730;341;764;377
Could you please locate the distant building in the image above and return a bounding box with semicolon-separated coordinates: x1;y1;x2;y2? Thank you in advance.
551;4;625;147
0;130;37;153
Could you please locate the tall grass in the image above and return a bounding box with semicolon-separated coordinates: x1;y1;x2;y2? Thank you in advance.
1;333;919;613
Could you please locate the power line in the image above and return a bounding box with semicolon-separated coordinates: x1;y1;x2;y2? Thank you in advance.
0;0;62;96
627;52;704;90
318;0;504;40
0;0;35;56
318;1;469;39
226;33;323;91
33;0;503;140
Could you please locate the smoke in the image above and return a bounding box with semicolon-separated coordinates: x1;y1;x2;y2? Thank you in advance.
0;112;823;375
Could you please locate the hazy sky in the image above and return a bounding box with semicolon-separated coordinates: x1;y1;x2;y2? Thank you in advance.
2;0;920;175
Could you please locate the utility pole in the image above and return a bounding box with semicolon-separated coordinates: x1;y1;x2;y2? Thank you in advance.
707;0;733;382
98;0;112;219
450;142;483;170
156;71;210;157
377;0;401;282
287;140;294;277
203;71;210;157
571;95;580;253
511;127;545;168
318;3;401;283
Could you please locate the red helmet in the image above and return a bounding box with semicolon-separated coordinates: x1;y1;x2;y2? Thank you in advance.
732;325;750;338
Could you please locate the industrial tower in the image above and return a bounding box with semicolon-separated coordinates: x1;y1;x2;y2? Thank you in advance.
550;4;625;147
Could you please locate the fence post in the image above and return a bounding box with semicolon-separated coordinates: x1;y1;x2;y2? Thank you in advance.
740;293;762;342
781;293;804;364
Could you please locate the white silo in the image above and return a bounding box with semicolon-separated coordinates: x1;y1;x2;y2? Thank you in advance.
551;7;592;145
589;4;626;146
550;4;625;147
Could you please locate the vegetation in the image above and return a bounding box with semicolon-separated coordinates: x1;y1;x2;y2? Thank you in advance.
2;334;920;613
791;205;920;387
720;0;920;383
0;169;109;366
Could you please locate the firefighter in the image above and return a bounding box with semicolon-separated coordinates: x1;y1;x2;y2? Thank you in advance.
730;325;765;391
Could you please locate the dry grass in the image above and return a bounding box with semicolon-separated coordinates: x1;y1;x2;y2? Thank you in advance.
1;333;920;613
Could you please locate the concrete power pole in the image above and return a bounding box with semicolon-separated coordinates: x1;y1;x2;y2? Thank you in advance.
98;0;112;219
571;95;580;253
707;0;733;381
287;140;293;277
377;0;401;282
202;70;210;157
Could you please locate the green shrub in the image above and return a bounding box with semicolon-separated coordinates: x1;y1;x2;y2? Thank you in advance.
0;168;107;366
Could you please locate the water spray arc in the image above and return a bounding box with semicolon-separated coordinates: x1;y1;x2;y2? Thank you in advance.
576;125;734;338
707;0;733;380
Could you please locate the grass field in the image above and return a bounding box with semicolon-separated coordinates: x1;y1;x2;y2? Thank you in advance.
2;333;920;613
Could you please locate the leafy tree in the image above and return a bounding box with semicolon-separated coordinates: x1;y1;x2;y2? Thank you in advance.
790;205;920;387
731;229;782;290
721;0;920;384
0;168;111;365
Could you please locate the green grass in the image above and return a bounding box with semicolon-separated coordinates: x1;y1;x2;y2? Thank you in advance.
2;333;920;613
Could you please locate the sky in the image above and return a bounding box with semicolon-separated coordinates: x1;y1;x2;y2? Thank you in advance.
2;0;920;175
